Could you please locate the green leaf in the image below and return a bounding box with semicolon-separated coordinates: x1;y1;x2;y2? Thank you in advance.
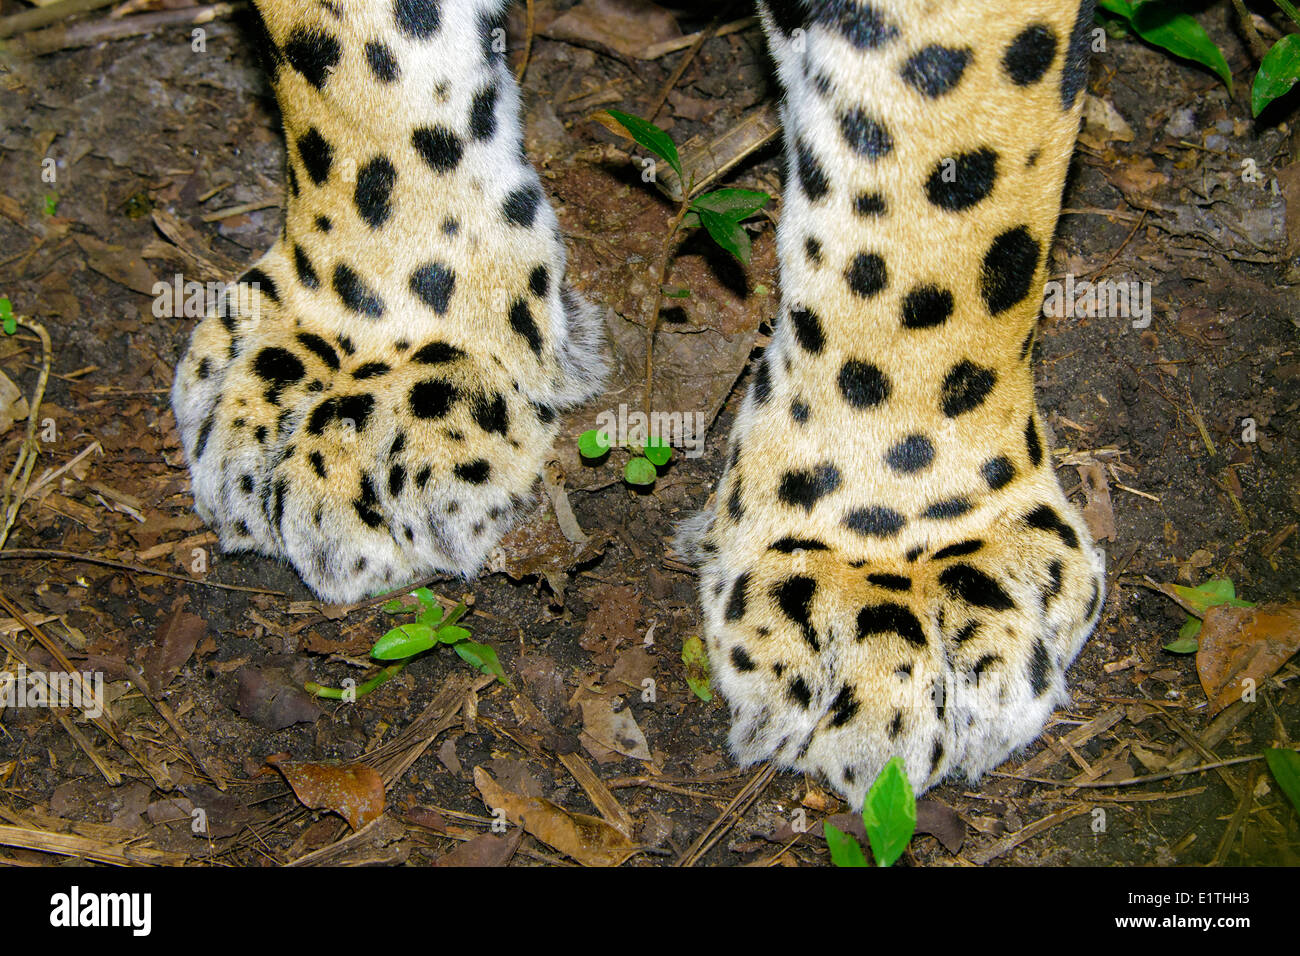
662;288;691;299
1265;748;1300;815
380;598;409;613
1252;34;1300;116
1;297;16;335
578;428;612;459
861;757;917;867
454;640;506;682
412;587;438;611
43;193;58;216
1164;616;1200;653
624;456;657;486
643;435;672;466
606;109;682;181
1128;1;1232;92
1171;578;1254;616
824;822;869;867
1096;0;1134;17
690;187;771;220
697;208;751;264
681;210;701;230
681;635;713;701
436;624;472;644
371;623;437;660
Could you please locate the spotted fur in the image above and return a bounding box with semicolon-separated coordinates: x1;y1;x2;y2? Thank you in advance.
173;0;1106;805
171;0;607;603
678;0;1106;804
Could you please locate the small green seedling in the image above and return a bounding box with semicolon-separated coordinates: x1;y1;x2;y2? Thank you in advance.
825;756;917;867
1162;577;1255;654
681;635;712;702
306;588;506;700
0;297;14;336
1096;0;1300;115
1265;748;1300;815
578;428;673;488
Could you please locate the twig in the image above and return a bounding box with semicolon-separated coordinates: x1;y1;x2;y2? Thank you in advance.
643;200;692;419
0;548;285;595
0;0;117;39
12;2;244;57
992;745;1300;788
514;0;535;82
675;762;776;866
0;316;51;552
645;13;723;123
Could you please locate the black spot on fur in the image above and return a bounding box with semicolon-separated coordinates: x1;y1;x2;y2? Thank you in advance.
253;347;304;390
502;184;542;227
981;226;1041;315
789;307;824;354
812;3;898;49
410;262;456;314
775;576;819;651
353;361;390;379
470;83;499;140
454;459;491;484
394;0;440;39
858;603;926;646
1024;504;1080;548
838;359;890;408
388;463;407;497
309;451;326;479
1044;559;1064;604
333;264;385;317
725;572;750;621
829;685;859;727
886;434;934;473
284;27;341;89
794;138;829;201
926;149;998;211
731;646;756;672
355;156;397;228
933;539;983;560
901;285;953;329
297;128;333;186
1062;0;1096;108
365;41;400;82
471;392;509;436
805;237;822;265
939;564;1016;610
412;341;465;364
409;379;459;419
1004;23;1058;86
508;298;542;356
778;464;841;511
335;393;374;433
901;45;971;97
982;455;1016;489
296;333;338;370
293;245;319;289
839;109;892;158
752;355;773;404
316;214;332;232
240;267;279;304
922;497;972;520
845;251;887;298
787;675;812;709
1028;638;1052;696
529;265;550;297
889;711;903;738
1025;416;1043;466
770;537;828;553
844;506;905;538
854;191;887;216
412;126;463;173
940;360;996;417
868;573;911;592
791;400;809;424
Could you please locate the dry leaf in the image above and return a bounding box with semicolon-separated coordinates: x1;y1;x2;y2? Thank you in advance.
1076;460;1116;542
542;0;680;59
271;759;386;831
435;829;522;867
0;370;29;436
141;604;205;695
1197;603;1300;715
473;766;637;867
579;694;651;761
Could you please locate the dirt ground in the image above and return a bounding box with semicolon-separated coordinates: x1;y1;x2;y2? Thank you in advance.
0;1;1297;867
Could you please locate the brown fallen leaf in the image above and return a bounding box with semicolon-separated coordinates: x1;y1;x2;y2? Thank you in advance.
1197;603;1300;716
270;759;386;831
1076;460;1116;542
542;0;680;59
435;829;523;867
473;766;638;867
578;693;651;762
141;603;206;695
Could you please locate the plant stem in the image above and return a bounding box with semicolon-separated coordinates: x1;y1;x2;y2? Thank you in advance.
305;662;405;700
643;200;691;419
1230;0;1270;59
1272;0;1300;27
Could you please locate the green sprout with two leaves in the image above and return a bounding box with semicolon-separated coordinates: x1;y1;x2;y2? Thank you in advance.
1097;0;1300;115
825;756;918;867
305;588;505;700
1161;577;1254;654
578;428;673;486
599;109;770;487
